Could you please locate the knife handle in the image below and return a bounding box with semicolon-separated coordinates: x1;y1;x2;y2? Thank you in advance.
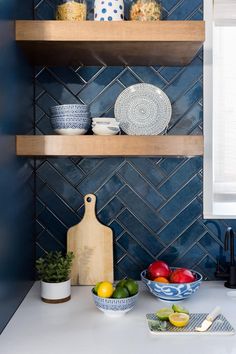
206;306;221;322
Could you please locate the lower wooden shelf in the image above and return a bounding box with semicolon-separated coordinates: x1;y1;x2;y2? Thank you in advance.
16;135;204;157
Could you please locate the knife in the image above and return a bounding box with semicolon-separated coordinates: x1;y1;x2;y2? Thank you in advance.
195;306;221;332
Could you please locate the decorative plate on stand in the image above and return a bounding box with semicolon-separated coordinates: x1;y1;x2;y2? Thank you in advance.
114;83;172;135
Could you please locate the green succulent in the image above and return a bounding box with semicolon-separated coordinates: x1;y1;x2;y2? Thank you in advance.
36;251;74;283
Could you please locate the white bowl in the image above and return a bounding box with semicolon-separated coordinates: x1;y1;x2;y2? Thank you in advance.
92;126;120;136
55;128;88;135
92;118;118;124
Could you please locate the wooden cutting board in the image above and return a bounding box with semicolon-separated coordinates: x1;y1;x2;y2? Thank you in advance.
67;194;114;285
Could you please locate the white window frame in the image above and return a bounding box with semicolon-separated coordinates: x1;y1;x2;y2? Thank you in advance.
204;0;236;218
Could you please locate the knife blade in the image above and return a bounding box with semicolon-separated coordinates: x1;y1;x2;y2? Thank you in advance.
195;306;221;332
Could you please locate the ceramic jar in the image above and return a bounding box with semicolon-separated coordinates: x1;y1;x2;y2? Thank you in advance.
94;0;124;21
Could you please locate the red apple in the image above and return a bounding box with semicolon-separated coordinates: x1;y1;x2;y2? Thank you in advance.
147;260;171;280
170;268;196;283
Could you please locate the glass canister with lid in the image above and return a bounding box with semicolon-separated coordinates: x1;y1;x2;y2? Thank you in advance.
56;0;87;21
130;0;161;21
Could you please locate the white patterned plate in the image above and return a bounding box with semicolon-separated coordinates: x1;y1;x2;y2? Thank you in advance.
114;83;172;135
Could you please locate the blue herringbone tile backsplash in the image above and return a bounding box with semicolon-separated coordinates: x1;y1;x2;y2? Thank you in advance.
34;0;233;280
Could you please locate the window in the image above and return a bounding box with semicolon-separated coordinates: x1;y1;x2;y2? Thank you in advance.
204;0;236;218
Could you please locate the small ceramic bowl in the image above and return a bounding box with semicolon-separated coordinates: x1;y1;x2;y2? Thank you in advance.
92;125;120;135
92;118;119;125
50;105;89;115
141;268;203;302
92;290;139;317
50;113;90;135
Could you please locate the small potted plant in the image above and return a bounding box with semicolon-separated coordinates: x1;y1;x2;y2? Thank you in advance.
36;251;74;304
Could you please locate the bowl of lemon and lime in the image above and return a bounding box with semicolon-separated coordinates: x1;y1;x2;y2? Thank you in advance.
92;279;139;317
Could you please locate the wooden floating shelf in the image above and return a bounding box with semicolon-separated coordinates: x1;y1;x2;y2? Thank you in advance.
16;135;204;157
15;20;205;66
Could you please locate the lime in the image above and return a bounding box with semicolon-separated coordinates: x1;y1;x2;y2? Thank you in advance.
156;308;174;321
124;279;139;296
94;282;102;295
112;287;129;299
116;279;127;288
97;281;114;298
169;313;190;327
172;304;189;314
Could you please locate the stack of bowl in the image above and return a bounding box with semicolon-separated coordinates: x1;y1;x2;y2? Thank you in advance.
92;118;120;136
50;104;90;135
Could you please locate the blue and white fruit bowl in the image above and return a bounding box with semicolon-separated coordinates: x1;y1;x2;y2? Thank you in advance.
92;290;139;317
141;268;202;302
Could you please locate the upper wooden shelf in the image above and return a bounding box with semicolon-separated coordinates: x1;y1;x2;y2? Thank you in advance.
16;135;203;157
15;20;205;66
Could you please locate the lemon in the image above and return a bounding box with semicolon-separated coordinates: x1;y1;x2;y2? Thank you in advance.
156;308;174;321
169;313;190;327
97;281;113;298
172;304;189;314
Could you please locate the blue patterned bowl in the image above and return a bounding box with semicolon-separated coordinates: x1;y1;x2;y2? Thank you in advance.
141;268;202;302
92;290;139;317
50;105;89;115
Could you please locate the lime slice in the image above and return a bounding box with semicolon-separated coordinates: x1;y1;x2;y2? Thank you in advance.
156;308;174;321
169;313;190;327
172;304;189;314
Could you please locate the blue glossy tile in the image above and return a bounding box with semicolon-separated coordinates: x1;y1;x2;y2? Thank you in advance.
77;158;124;195
50;67;85;95
118;69;140;87
77;67;102;82
118;186;164;232
36;69;79;105
199;233;224;259
48;158;85;187
159;199;202;244
118;163;165;209
159;157;185;175
37;184;80;227
117;256;143;280
170;81;202;126
197;256;217;280
37;161;83;210
165;57;203;103
159;158;202;199
96;174;124;210
98;197;124;225
89;81;124;116
37;230;65;253
158;221;206;262
173;244;205;269
159;66;183;83
159;174;202;221
37;207;67;245
117;209;164;255
110;220;124;239
129;158;166;187
168;0;203;20
78;67;123;103
118;232;154;269
129;67;166;88
169;102;203;135
78;158;103;174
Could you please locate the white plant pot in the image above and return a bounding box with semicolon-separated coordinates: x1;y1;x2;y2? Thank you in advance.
94;0;124;21
41;279;71;304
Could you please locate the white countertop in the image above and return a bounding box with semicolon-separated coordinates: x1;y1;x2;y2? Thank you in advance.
1;281;236;354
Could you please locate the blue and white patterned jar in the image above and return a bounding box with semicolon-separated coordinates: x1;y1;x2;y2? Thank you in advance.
94;0;124;21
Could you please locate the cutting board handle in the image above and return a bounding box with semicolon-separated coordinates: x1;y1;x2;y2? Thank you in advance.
84;194;97;220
